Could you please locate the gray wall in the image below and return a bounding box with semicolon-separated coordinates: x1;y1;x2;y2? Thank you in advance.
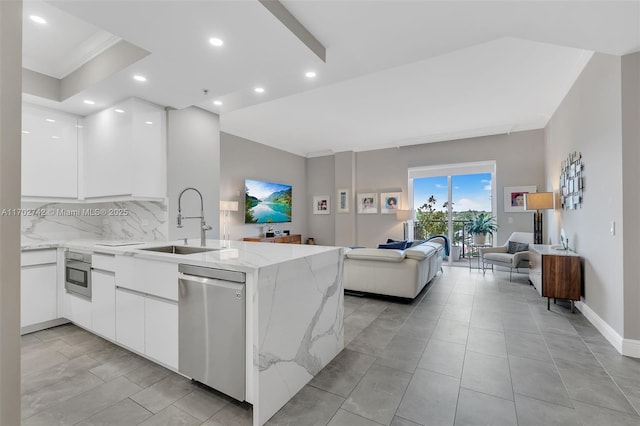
220;132;308;241
0;0;22;423
544;53;624;336
167;107;220;241
622;52;640;340
307;155;335;245
342;130;546;249
334;152;356;247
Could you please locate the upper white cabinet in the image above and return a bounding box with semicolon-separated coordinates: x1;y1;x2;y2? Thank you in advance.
82;98;166;200
22;104;80;198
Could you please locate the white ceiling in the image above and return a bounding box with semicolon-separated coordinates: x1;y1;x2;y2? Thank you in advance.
23;1;640;157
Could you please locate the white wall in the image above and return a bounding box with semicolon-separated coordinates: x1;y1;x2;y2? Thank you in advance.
621;52;640;340
0;1;22;423
544;53;624;336
220;132;308;241
167;107;220;242
345;130;546;249
307;155;335;246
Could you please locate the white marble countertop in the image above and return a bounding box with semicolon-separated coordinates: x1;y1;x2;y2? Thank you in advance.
22;238;341;273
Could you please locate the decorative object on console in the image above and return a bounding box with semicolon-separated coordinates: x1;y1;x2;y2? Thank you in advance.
313;195;330;214
559;151;584;210
357;192;378;214
220;200;238;247
504;185;537;212
524;192;555;244
380;192;401;214
336;188;349;213
396;209;413;240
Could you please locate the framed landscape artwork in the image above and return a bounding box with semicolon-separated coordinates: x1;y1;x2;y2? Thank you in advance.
504;185;536;212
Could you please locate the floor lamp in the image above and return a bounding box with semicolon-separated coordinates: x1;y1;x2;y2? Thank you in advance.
220;201;239;247
524;192;555;244
396;210;413;240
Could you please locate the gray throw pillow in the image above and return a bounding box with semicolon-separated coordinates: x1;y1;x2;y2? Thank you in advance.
507;241;529;254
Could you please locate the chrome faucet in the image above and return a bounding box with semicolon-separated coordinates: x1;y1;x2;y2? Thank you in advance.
177;187;212;247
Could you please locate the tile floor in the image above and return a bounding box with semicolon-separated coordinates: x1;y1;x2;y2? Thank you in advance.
20;266;640;425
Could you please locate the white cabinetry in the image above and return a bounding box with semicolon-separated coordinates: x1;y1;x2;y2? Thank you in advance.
114;256;178;368
21;249;58;329
22;104;79;198
65;292;92;330
82;98;166;199
91;255;116;340
115;287;145;353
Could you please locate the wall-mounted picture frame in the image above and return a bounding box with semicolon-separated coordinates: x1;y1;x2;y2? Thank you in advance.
336;188;349;213
312;195;330;215
560;151;584;210
380;192;401;214
504;185;537;212
357;192;378;214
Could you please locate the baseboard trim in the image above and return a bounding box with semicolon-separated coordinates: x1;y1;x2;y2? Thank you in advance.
575;301;640;358
622;338;640;358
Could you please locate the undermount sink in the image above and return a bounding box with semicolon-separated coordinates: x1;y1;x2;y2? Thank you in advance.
140;245;220;255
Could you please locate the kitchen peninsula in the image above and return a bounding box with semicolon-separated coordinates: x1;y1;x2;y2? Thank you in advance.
21;239;344;426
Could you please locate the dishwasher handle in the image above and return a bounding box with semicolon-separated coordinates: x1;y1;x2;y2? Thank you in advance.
178;264;245;283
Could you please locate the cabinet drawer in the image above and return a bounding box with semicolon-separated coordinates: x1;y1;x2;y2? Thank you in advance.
21;249;57;266
92;253;116;272
116;256;178;301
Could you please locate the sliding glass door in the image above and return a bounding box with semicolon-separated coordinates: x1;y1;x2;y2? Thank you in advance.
409;161;496;264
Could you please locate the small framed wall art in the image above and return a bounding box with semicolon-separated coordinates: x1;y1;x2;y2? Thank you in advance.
357;192;378;214
504;185;537;212
336;188;349;213
313;195;330;214
380;192;401;214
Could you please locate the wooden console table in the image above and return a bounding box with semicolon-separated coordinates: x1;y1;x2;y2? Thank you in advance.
243;234;302;244
529;244;581;312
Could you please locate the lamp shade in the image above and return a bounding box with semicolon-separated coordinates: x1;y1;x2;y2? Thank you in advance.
220;201;239;211
396;209;413;221
524;192;554;211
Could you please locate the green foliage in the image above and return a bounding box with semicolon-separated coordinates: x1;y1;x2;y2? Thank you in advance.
415;195;447;239
467;212;498;235
245;188;258;223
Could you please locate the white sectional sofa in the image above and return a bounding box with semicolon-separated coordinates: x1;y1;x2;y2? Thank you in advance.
343;239;445;299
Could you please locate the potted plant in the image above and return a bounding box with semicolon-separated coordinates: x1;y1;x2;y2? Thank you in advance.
467;212;497;245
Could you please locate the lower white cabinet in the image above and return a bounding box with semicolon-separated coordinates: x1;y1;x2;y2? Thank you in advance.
21;263;57;328
65;292;92;330
145;295;178;368
91;270;116;340
115;287;145;354
115;287;178;369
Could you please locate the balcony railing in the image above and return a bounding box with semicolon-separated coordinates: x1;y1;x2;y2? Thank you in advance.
414;219;493;259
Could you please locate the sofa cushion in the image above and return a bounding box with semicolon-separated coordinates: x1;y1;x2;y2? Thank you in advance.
405;244;437;260
345;248;405;262
507;241;529;254
378;240;408;250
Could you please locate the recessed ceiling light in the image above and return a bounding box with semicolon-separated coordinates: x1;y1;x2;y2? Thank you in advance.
51;136;60;139
254;87;265;93
30;15;47;24
22;130;30;134
145;121;153;125
45;118;55;123
114;109;125;113
209;38;224;47
133;75;147;82
305;71;317;78
83;100;95;105
213;100;223;106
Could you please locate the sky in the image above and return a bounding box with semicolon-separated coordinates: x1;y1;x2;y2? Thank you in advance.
413;173;492;213
245;179;291;200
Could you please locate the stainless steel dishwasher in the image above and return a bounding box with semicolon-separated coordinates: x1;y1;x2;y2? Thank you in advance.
178;264;246;401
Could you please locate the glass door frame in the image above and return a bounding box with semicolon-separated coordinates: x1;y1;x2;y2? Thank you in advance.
408;161;497;265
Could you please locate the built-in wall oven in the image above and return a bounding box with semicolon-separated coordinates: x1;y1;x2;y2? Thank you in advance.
65;251;92;299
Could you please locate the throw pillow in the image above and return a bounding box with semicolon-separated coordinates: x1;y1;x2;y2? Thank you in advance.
378;241;408;250
507;241;529;254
